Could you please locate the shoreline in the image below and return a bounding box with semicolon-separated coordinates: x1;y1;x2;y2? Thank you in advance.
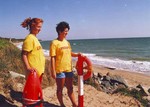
13;42;150;89
14;41;150;74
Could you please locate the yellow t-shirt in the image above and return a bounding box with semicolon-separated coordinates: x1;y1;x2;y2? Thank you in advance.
22;34;45;76
50;39;72;73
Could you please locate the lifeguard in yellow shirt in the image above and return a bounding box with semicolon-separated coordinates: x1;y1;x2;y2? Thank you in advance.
21;17;45;83
50;21;80;107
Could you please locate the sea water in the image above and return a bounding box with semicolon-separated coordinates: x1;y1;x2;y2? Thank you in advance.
34;37;150;75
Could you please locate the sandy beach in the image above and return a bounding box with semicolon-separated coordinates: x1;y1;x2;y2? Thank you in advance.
2;64;149;107
41;63;150;107
8;42;150;107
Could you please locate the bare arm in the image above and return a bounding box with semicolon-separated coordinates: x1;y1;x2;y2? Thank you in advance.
21;51;35;71
22;51;31;70
71;52;80;57
50;56;56;79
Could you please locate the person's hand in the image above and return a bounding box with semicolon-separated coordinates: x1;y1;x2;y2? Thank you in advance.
27;67;37;73
51;72;56;79
78;52;84;57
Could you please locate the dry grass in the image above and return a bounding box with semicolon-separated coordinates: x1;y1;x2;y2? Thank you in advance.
0;39;55;102
0;39;25;73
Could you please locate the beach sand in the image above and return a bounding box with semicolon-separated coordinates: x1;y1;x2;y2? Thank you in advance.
11;42;150;107
41;62;150;107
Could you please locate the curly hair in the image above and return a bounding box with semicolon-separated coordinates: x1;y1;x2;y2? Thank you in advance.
56;21;70;35
21;17;43;30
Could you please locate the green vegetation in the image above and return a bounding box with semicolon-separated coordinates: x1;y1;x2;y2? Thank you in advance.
0;38;54;89
0;39;25;73
0;37;24;42
114;88;149;107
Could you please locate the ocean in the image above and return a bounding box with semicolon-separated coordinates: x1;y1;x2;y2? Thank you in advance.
20;37;150;75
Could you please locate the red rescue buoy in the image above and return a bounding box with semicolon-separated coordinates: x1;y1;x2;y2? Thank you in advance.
22;70;43;107
76;55;93;80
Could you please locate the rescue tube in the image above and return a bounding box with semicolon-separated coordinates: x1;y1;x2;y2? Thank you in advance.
76;55;92;80
22;70;43;107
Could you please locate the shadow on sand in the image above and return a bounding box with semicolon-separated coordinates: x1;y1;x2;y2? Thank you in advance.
0;88;60;107
0;94;17;107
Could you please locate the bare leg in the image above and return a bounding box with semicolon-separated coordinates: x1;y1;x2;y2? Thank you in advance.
56;78;66;107
65;78;78;107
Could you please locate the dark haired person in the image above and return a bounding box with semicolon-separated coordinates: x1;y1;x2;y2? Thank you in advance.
50;21;79;107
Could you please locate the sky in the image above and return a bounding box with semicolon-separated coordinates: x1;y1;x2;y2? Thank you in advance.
0;0;150;40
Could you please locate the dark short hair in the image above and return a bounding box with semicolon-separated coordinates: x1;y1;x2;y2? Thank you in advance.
56;21;70;35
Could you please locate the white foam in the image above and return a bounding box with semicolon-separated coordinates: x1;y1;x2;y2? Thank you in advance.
18;46;150;75
82;53;96;57
88;55;150;75
43;49;49;56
